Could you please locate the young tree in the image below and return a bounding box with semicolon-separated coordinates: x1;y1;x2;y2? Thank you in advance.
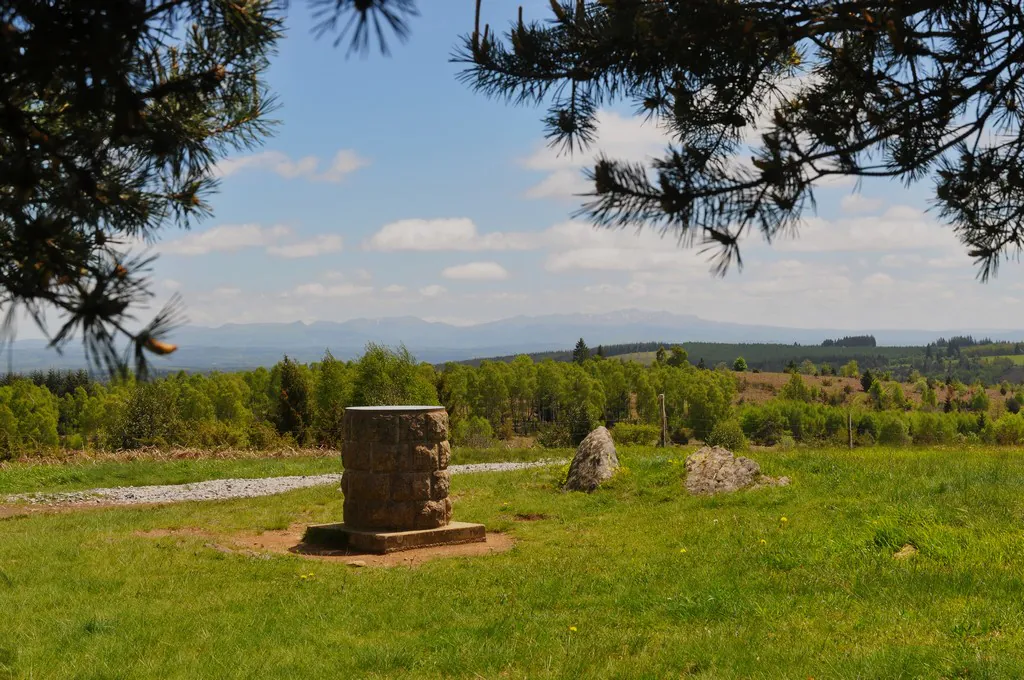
572;338;591;365
868;379;888;411
655;346;667;365
732;356;747;372
667;345;689;368
839;360;860;378
460;2;1024;280
352;343;437;406
860;369;875;393
780;372;811;403
276;356;313;444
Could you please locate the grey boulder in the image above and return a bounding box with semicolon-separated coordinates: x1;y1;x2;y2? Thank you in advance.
684;446;790;495
564;426;619;492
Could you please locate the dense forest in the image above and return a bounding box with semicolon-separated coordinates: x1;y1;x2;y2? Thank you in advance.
4;341;1024;459
467;337;1024;386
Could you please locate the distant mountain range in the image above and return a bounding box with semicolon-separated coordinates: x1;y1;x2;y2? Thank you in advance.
6;309;1023;372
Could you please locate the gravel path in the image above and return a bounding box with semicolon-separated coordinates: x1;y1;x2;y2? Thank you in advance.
4;459;565;507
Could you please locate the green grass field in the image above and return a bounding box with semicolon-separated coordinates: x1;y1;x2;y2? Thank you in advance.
4;446;1024;678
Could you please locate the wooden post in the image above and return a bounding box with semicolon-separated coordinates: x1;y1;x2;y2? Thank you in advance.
848;410;853;449
658;393;667;447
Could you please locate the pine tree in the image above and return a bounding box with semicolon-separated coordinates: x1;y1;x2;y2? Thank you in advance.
572;338;591;365
0;0;419;376
276;355;312;444
458;1;1024;279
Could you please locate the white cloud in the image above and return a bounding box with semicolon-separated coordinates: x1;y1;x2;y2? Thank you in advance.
382;284;407;294
365;218;538;252
840;193;885;214
215;149;368;182
441;262;509;280
864;272;895;287
419;284;447;297
775;206;959;253
316;150;371;182
927;255;971;269
211;287;242;298
880;254;923;268
520;111;671;200
293;283;373;298
161;279;182;290
266;234;344;259
539;220;710;276
160;224;291;255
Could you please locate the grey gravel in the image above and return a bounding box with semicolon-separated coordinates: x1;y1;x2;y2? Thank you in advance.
4;459;565;507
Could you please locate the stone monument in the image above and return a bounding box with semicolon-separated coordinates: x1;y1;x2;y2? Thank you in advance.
303;406;486;554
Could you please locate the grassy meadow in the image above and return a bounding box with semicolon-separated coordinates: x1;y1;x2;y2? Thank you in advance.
4;445;1024;677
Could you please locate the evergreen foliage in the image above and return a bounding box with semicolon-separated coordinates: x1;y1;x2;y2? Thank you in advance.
459;1;1024;279
0;0;418;376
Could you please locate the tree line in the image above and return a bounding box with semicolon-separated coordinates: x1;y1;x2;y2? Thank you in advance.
0;344;736;458
6;342;1024;459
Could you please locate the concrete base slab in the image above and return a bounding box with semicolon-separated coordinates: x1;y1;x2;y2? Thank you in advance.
302;521;486;555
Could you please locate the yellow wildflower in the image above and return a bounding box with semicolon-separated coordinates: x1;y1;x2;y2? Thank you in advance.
569;626;577;632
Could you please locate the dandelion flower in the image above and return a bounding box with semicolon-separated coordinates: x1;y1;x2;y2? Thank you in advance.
680;548;688;554
759;539;767;545
300;575;307;580
569;626;577;632
780;517;788;523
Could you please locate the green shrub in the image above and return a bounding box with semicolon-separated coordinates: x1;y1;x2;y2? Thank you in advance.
537;422;572;448
877;417;910;446
776;434;796;450
857;413;879;439
246;421;290;450
910;412;956;445
612;423;660;446
740;404;787;445
705;420;746;450
993;415;1024;445
669;426;690;445
451;416;495;448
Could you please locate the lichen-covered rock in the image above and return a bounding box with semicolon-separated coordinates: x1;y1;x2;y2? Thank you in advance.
684;446;790;495
564;426;619;492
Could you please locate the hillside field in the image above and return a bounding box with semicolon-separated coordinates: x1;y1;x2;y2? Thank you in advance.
5;446;1024;677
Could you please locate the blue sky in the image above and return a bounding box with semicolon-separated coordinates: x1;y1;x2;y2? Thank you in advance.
91;2;1024;337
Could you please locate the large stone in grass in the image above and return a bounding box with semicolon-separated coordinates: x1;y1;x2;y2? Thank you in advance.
564;426;619;492
684;446;789;495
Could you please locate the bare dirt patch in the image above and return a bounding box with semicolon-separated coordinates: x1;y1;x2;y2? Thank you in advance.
136;525;515;567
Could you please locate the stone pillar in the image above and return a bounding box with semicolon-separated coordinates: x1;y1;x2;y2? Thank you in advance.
341;406;453;531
